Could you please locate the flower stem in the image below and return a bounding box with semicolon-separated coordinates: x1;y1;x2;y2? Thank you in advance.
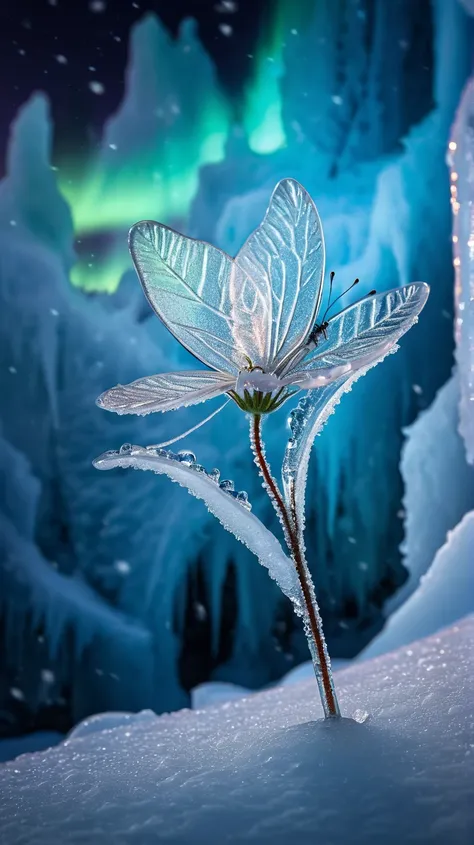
251;413;340;718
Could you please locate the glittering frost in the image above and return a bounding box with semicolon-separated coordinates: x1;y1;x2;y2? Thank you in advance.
449;77;474;463
93;445;303;610
282;348;397;533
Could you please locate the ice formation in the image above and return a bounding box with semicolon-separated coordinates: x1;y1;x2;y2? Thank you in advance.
449;77;474;463
0;619;472;844
362;512;474;659
60;16;229;292
393;373;474;613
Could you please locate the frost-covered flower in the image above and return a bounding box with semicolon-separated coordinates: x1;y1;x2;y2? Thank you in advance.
97;179;429;421
95;178;431;720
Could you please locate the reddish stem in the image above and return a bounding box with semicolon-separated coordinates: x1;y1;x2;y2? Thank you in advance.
252;413;339;718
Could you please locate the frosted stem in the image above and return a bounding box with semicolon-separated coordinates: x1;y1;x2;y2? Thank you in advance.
250;414;340;719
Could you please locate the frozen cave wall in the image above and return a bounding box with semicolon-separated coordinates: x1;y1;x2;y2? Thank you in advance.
0;0;473;739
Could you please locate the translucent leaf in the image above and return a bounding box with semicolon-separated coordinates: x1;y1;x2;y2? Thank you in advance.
96;370;234;416
129;222;245;375
282;349;396;534
235;179;325;370
293;283;429;372
94;445;303;610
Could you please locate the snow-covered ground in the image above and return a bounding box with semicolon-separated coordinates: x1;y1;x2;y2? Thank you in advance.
0;617;472;845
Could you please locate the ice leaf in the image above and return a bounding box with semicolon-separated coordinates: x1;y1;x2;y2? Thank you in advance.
282;350;395;535
283;283;430;532
94;446;303;610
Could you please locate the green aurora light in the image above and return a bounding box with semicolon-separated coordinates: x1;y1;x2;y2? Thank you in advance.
59;3;311;293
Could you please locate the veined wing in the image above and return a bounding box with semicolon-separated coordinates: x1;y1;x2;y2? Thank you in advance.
235;179;325;371
129;222;247;376
292;283;429;373
96;370;235;415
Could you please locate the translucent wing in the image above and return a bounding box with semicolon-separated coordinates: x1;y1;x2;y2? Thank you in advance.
94;446;303;610
292;283;429;374
129;222;247;376
235;179;325;371
96;370;235;415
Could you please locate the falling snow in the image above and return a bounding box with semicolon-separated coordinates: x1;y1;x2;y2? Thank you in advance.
89;80;105;95
89;0;106;12
215;1;238;12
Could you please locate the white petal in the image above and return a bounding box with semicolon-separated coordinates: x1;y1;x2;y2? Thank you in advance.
293;282;429;373
129;222;245;375
235;179;325;370
282;363;352;389
96;371;235;416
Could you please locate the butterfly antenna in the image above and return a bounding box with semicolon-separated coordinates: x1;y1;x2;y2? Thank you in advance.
327;271;335;310
148;399;230;449
322;277;360;322
320;271;335;323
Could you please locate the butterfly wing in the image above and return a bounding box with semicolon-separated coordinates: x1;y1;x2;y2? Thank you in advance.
129;222;247;376
235;179;325;371
291;283;429;376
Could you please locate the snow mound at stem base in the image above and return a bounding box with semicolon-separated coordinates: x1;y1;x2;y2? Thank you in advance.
0;618;473;845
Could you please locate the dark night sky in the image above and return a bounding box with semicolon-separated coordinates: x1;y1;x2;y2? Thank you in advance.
0;0;269;168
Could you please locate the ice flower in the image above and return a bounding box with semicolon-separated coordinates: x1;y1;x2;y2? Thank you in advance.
97;179;429;423
95;178;430;720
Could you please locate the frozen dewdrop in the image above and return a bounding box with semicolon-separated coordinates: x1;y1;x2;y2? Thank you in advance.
119;443;133;455
176;451;196;466
219;479;235;492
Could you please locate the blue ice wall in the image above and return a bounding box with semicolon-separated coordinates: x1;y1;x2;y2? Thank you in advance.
0;0;472;731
